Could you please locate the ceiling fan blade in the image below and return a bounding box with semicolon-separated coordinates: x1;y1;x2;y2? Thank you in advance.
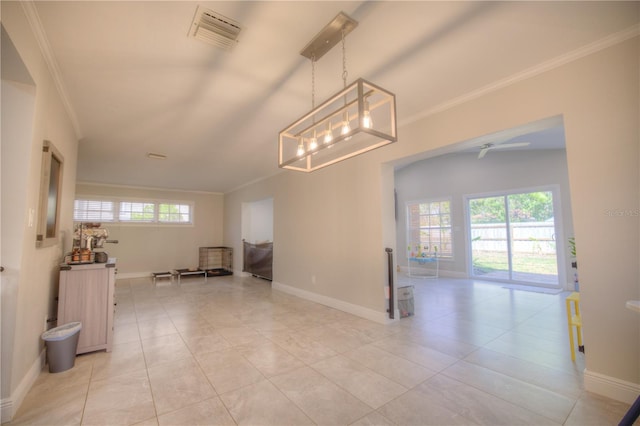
492;142;530;150
478;147;490;159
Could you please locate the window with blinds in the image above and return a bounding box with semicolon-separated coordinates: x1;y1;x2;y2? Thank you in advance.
74;197;193;225
73;199;115;222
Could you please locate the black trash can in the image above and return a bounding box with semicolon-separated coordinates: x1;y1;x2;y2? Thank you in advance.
41;322;82;373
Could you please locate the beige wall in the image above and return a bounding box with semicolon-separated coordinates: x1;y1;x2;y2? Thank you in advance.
1;2;79;418
75;183;224;276
225;37;639;399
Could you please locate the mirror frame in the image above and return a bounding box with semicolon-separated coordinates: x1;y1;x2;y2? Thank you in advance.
36;140;64;248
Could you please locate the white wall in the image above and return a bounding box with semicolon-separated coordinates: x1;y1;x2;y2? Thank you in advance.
225;37;639;401
1;3;80;420
394;148;574;287
1;76;36;419
75;183;224;277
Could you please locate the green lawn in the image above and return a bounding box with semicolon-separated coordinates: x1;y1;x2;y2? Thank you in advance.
472;250;558;275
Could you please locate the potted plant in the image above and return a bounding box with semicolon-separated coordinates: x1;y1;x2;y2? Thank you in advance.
568;237;577;268
569;237;578;291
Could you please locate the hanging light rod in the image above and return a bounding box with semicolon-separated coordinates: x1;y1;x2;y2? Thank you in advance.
300;12;358;61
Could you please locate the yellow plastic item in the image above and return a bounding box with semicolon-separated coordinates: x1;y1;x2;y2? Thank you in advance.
566;292;583;361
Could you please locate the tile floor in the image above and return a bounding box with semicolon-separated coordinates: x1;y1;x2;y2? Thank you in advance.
7;275;633;425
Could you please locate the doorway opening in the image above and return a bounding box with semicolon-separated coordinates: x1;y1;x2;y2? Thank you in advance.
393;115;572;294
241;198;274;281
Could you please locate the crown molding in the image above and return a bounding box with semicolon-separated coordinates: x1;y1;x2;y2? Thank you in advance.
21;1;82;140
76;181;224;196
402;23;640;128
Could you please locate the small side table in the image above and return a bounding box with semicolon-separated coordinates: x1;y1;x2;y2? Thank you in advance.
407;256;439;279
152;271;174;285
565;292;583;362
174;268;207;285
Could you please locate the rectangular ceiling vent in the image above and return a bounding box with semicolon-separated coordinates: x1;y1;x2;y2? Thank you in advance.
189;6;241;51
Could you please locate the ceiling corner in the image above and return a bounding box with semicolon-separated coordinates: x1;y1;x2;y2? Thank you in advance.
20;1;83;140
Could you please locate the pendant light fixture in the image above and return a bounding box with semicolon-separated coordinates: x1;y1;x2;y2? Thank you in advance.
278;12;397;172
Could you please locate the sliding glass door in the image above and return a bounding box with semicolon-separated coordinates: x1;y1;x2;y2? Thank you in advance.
468;189;559;286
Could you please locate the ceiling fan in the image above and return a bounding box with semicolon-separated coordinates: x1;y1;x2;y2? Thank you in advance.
477;142;530;159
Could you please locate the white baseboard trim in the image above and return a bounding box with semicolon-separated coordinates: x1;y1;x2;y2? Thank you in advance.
397;266;466;279
584;369;640;404
0;398;12;424
0;349;46;423
272;281;396;325
438;270;468;279
117;270;243;280
115;271;151;280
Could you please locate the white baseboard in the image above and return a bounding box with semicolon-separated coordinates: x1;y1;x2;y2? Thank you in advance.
0;398;12;424
272;281;396;325
115;271;151;280
0;349;46;423
584;369;640;404
117;270;244;280
397;266;466;279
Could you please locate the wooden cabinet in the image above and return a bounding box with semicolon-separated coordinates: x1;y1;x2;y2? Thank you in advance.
57;261;116;354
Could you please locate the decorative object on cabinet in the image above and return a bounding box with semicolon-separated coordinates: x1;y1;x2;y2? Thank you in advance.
57;260;116;354
199;247;233;277
68;222;118;264
243;240;272;281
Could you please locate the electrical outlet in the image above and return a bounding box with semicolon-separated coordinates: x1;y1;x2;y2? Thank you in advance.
311;275;316;284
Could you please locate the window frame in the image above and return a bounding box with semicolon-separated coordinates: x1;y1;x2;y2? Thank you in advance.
406;197;453;260
73;198;116;222
73;195;194;226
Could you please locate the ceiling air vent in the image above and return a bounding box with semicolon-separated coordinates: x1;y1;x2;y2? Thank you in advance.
189;6;241;51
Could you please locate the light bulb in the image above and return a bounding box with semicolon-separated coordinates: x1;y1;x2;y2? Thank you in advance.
296;139;305;157
341;111;351;137
362;100;373;129
309;130;318;152
324;122;334;145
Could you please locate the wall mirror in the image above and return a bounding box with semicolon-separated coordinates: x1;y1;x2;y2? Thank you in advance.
36;140;64;247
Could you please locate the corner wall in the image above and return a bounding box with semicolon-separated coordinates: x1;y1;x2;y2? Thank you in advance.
1;3;79;420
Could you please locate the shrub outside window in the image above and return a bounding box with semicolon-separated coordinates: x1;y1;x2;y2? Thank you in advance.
159;203;191;223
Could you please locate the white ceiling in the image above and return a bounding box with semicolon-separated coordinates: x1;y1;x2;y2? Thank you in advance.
30;1;639;193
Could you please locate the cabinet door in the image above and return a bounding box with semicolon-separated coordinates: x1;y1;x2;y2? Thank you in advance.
59;269;109;352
